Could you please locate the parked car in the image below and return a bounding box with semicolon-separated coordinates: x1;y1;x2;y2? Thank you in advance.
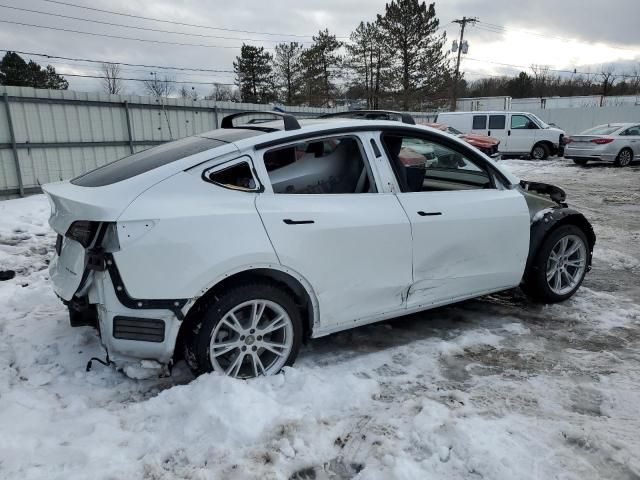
43;111;595;379
436;111;566;159
426;122;500;156
565;123;640;167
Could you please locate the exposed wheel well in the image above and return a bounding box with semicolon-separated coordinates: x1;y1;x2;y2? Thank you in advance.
174;268;315;361
526;210;596;277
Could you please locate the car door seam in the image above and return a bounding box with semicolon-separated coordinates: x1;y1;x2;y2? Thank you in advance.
253;193;282;265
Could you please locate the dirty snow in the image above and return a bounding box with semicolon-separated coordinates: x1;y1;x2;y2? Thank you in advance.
0;158;639;479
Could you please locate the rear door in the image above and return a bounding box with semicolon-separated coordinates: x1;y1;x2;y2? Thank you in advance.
379;130;530;308
621;125;640;160
253;133;413;329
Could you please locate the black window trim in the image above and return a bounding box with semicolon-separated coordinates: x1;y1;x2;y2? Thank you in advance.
201;155;264;193
259;133;379;195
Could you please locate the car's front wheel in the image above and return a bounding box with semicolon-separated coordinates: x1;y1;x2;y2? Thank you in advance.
531;143;550;160
184;283;302;378
522;225;589;303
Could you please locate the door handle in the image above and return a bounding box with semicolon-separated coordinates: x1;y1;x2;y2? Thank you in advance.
488;130;491;136
417;211;442;217
508;130;511;136
283;219;315;225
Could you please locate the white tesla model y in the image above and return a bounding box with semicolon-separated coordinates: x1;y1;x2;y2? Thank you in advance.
43;111;595;378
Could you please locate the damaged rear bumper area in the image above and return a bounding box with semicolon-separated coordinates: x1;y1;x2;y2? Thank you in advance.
53;223;190;375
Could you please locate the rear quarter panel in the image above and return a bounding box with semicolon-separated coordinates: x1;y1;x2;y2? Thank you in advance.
113;171;278;299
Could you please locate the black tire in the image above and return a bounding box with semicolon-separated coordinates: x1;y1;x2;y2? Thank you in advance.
522;224;590;303
573;158;588;166
531;143;550;160
614;148;633;167
183;282;302;378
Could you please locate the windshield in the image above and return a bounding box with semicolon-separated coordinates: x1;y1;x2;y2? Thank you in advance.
528;114;549;129
580;125;622;136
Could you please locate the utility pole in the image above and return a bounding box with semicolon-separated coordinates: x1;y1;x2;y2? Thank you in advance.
450;16;478;111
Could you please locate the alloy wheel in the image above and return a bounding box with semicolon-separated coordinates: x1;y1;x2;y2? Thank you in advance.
618;149;632;167
546;234;587;295
209;299;294;378
532;146;545;159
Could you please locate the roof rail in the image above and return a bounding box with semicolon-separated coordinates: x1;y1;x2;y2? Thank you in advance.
318;110;416;125
220;111;301;131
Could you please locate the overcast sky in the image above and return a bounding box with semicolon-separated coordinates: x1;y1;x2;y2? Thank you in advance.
1;0;639;97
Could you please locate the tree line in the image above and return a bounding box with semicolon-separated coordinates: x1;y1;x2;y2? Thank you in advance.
234;0;451;110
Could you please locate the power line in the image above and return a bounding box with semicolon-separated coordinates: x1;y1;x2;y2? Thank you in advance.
56;71;235;85
0;49;235;73
38;0;350;39
0;19;260;49
474;21;639;54
0;3;313;44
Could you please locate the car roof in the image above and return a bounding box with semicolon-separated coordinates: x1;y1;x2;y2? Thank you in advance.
438;111;535;115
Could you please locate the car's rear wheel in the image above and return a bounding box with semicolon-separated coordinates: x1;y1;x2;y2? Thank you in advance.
184;283;302;378
522;225;589;303
614;148;633;167
531;143;550;160
573;158;588;165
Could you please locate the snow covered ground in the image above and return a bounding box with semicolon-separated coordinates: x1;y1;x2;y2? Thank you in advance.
0;158;639;479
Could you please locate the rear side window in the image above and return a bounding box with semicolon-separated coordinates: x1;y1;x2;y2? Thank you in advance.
72;136;224;187
622;126;640;136
472;115;487;129
489;115;506;130
204;159;260;192
263;136;376;194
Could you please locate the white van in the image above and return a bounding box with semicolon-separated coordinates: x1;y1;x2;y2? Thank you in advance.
436;111;566;159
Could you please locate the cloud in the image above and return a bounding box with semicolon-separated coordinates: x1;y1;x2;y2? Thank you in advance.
1;0;638;95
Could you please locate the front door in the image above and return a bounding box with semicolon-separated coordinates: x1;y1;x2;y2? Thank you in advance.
254;133;413;328
380;131;530;308
507;114;537;154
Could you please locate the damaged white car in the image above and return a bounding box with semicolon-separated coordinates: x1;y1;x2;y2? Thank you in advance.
43;111;595;379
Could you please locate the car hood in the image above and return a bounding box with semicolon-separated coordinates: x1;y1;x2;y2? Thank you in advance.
460;133;500;146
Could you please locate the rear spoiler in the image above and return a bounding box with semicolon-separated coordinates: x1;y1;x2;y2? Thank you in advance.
520;180;566;204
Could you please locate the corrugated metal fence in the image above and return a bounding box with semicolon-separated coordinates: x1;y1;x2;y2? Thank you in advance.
2;86;440;196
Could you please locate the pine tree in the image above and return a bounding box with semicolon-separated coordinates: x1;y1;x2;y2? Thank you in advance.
377;0;450;110
274;42;304;104
300;30;342;107
0;52;68;89
347;21;389;109
233;44;275;104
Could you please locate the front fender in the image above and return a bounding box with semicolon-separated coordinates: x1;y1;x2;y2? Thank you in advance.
525;207;596;276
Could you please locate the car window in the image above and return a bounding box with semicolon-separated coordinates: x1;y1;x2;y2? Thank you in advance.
511;115;535;130
472;115;487;129
489;115;506;130
622;126;640;136
381;134;492;192
262;136;376;194
581;125;622;135
204;159;259;192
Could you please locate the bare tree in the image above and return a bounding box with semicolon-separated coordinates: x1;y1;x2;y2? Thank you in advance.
205;83;239;101
530;64;550;100
179;85;198;100
143;74;175;98
599;67;617;100
101;63;124;94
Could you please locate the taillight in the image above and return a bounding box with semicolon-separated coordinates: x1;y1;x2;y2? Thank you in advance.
591;138;614;145
66;221;99;248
